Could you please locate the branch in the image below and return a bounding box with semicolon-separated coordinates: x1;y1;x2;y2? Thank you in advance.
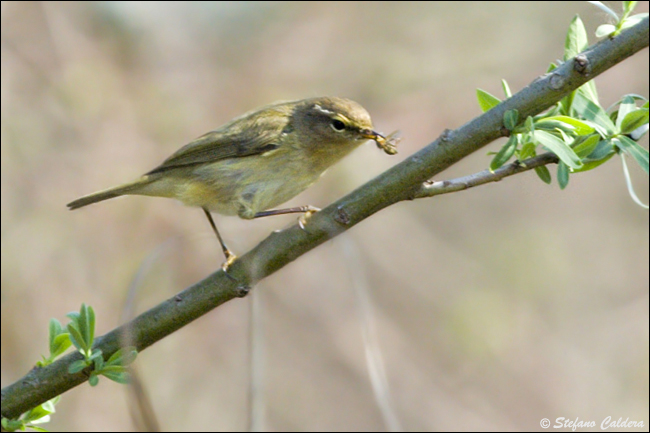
412;152;560;199
2;17;648;420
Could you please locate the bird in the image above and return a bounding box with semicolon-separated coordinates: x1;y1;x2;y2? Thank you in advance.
67;96;397;270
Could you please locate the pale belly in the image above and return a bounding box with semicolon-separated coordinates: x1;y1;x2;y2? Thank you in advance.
172;157;323;219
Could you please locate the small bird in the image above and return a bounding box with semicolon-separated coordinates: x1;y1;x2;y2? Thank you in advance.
67;97;397;270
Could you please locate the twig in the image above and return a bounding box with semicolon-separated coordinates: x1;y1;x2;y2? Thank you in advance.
412;153;559;199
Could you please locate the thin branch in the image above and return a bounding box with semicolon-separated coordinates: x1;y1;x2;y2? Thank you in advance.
412;152;560;199
1;17;647;420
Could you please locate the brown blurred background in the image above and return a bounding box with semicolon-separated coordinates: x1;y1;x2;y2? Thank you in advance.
2;2;648;431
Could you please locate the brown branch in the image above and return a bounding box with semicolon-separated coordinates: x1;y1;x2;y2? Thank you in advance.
412;153;560;199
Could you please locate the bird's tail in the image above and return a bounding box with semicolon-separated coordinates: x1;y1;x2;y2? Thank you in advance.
67;176;155;210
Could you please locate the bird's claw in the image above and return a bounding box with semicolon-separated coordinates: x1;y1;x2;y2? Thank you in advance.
221;252;238;273
298;207;320;230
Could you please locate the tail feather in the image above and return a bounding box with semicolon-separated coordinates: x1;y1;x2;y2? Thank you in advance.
67;177;153;210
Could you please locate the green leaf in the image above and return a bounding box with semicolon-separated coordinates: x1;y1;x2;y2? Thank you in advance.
621;13;649;29
525;116;535;133
557;162;570;189
565;15;588;61
68;359;88;374
21;405;54;423
596;24;617;37
615;136;649;174
571;92;616;134
501;79;512;98
66;323;87;354
558;128;572;146
535;119;576;135
620;152;649;209
101;368;132;385
612;94;649;104
106;347;138;366
2;418;26;432
535;130;583;169
88;373;99;387
589;1;620;20
544;104;562;118
543;116;595;135
77;304;95;349
535;165;552;184
518;142;537;161
624;1;638;15
91;350;104;371
490;136;518;171
620;109;649;135
48;319;63;347
560;92;574;116
577;82;599;110
572;134;601;158
503;109;519;131
617;96;637;130
476;89;501;112
46;319;71;361
572;152;615;172
584;139;615;161
40;397;60;414
579;120;610;138
50;333;71;359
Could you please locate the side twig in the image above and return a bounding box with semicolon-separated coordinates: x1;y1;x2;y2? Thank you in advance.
412;153;560;199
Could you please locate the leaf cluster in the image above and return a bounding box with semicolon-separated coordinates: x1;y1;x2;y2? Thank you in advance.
2;304;137;431
478;9;648;193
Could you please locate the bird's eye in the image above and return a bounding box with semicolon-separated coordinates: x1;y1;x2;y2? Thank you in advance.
331;119;346;132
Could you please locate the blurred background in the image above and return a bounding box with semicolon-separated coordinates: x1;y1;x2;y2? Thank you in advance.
2;2;648;431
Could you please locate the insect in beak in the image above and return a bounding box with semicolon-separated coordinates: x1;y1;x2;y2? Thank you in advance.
362;129;400;155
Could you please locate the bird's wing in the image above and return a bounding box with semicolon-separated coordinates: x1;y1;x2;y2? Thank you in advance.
147;104;292;175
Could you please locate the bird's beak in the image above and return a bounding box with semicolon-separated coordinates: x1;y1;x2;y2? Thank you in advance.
361;129;398;155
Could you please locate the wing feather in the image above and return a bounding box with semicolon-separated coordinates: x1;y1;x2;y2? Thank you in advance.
147;103;293;175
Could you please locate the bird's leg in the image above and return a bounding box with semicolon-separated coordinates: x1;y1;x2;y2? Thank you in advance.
253;205;321;229
203;207;237;272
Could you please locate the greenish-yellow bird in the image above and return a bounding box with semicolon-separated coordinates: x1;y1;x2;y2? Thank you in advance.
67;96;398;269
